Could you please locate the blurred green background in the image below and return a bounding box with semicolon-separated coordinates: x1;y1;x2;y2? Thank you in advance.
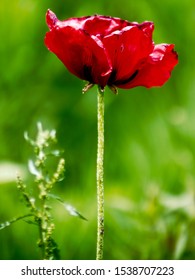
0;0;195;260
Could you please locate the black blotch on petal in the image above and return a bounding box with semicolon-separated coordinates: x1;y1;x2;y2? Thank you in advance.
108;69;117;84
115;70;139;85
83;65;94;83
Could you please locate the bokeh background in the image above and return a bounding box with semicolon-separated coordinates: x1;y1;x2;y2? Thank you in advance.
0;0;195;260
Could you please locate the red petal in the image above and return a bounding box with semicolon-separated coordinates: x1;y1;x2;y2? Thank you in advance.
82;16;154;38
46;9;58;30
102;22;154;84
136;21;154;38
46;10;87;32
82;15;129;36
117;44;178;89
45;12;112;87
46;12;130;36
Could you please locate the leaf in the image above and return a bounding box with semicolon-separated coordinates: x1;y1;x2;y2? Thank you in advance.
48;193;63;203
48;194;87;221
51;150;61;156
0;221;11;230
174;224;188;259
23;220;38;226
64;204;87;221
24;131;35;146
0;214;34;230
28;160;41;177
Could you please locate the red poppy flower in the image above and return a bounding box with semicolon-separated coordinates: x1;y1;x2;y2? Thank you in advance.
45;10;178;92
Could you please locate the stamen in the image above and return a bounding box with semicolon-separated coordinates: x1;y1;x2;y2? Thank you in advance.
82;83;94;94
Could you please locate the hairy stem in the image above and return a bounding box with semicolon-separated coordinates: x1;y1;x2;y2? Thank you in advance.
96;87;105;260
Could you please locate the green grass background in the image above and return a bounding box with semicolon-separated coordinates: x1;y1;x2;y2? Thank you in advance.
0;0;195;259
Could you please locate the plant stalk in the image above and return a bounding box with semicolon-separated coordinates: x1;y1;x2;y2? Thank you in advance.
96;87;105;260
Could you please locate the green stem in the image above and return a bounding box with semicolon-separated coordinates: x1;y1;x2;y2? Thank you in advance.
38;217;46;259
96;86;105;260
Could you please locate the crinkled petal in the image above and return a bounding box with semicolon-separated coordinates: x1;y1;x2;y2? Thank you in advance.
82;15;130;36
102;22;154;84
116;44;178;89
46;9;89;31
136;21;154;38
82;16;154;38
46;11;129;36
45;11;112;87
